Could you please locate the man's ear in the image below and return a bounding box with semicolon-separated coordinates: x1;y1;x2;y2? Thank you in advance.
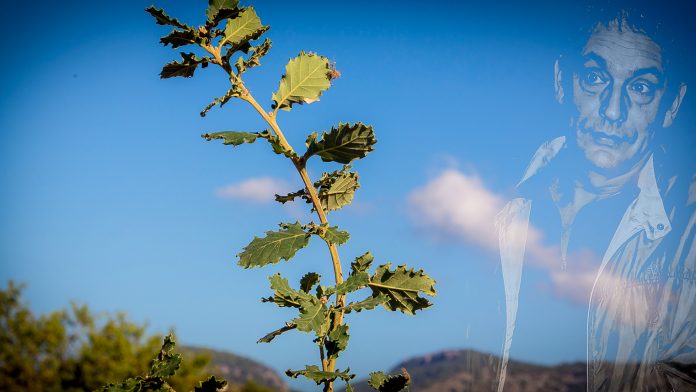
554;58;564;104
663;83;687;128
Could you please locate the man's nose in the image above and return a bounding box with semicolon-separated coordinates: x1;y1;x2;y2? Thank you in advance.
600;84;627;125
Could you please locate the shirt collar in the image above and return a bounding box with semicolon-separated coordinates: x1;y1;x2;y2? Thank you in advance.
630;155;671;241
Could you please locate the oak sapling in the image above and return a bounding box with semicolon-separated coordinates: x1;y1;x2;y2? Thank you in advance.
146;1;437;391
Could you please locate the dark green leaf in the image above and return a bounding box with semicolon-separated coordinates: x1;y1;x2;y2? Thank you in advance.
98;377;143;392
151;334;181;378
334;271;369;296
323;226;350;245
300;272;321;293
264;273;315;308
194;375;228;392
272;52;336;112
235;38;272;74
305;123;377;164
202;131;258;147
351;251;374;274
146;6;190;29
160;29;199;48
368;369;411;392
325;324;349;359
274;189;308;204
237;223;310;268
257;323;296;343
317;171;359;212
294;298;328;336
206;0;240;26
160;52;209;79
369;264;436;315
286;365;353;385
222;7;268;47
343;293;388;314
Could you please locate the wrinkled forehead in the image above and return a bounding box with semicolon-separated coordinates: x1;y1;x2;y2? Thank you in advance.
582;27;663;73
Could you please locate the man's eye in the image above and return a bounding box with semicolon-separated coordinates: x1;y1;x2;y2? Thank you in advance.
629;80;654;95
583;71;606;85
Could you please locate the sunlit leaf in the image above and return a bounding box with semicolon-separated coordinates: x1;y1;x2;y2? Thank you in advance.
272;52;337;112
238;223;311;268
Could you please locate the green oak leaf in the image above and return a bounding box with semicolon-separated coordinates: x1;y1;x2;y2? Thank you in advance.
325;324;349;359
160;29;199;48
317;171;359;212
300;272;321;293
150;334;182;378
369;264;436;315
343;293;388;314
235;38;272;74
201;131;258;146
351;251;374;274
237;223;310;268
286;365;353;385
193;375;228;392
222;7;268;47
146;6;190;29
323;225;350;245
367;369;411;392
160;52;209;79
294;298;328;336
257;323;296;343
272;52;336;112
305;123;377;164
275;189;308;204
333;271;369;296
206;0;240;26
263;273;314;308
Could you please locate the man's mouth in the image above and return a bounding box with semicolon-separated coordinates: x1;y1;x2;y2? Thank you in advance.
586;130;638;147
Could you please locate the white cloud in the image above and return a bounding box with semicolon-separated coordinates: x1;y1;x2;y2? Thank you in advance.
215;177;290;203
407;169;599;305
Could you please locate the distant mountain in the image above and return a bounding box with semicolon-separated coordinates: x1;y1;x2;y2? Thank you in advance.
181;345;289;391
343;349;586;392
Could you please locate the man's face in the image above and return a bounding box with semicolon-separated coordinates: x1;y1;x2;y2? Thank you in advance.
572;25;666;170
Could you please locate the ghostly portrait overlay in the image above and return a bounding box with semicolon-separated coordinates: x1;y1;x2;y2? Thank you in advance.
497;10;695;392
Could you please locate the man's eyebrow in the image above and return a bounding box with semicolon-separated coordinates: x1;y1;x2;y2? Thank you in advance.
632;67;664;82
581;52;607;69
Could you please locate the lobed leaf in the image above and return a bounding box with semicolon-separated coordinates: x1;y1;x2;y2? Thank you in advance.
206;0;240;26
237;223;310;268
325;324;349;359
368;369;411;392
160;29;199;48
193;375;228;392
286;365;353;385
272;52;336;112
151;334;182;378
264;273;314;308
257;323;297;343
222;7;269;47
146;6;190;29
369;264;436;315
343;293;388;314
323;225;350;245
333;271;369;296
351;251;374;274
160;52;210;79
294;298;328;336
202;131;258;146
299;272;321;293
317;171;359;212
305;123;377;164
275;189;308;204
235;38;272;74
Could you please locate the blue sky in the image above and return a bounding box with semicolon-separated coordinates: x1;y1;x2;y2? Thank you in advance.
1;1;695;391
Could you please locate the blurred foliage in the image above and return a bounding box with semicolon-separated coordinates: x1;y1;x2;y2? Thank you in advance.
0;281;268;392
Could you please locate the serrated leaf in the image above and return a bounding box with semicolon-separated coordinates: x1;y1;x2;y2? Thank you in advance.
272;52;336;112
222;7;268;47
264;273;315;308
294;298;328;336
369;264;436;315
235;38;272;74
206;0;240;26
237;223;310;268
317;171;359;212
160;52;209;79
300;272;321;293
194;375;228;392
326;324;349;359
202;131;258;146
334;271;369;296
368;370;410;392
323;226;350;245
286;365;353;385
151;334;181;378
275;189;308;204
351;251;374;274
160;29;199;48
257;323;296;343
343;293;388;314
146;6;190;29
306;123;377;164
